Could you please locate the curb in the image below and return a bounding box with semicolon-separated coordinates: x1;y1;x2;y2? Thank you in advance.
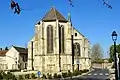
70;69;94;78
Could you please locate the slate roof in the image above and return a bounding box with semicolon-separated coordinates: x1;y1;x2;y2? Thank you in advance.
42;7;67;22
0;50;8;56
13;46;28;55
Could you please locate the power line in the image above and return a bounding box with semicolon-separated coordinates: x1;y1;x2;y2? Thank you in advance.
102;0;112;9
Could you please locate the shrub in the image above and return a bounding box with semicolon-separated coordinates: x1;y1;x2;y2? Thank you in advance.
67;70;72;77
0;71;17;80
82;69;89;73
11;75;17;80
53;73;62;79
7;72;14;79
31;73;36;79
73;70;79;76
6;72;17;80
0;72;3;79
42;73;47;79
57;74;62;78
62;72;68;78
2;72;9;80
18;75;24;80
10;69;20;72
53;73;57;78
78;70;82;75
79;70;83;73
47;73;52;79
25;74;30;79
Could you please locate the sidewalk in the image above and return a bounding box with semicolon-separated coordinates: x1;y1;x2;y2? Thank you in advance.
108;68;115;80
109;73;115;80
11;69;93;80
63;69;94;79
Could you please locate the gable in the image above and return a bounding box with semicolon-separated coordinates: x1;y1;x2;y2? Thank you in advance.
6;46;19;58
42;7;67;22
73;29;84;40
13;46;28;55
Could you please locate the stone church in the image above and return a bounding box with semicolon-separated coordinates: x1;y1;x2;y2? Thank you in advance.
27;7;91;73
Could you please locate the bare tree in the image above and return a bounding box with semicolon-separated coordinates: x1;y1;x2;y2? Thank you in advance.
91;43;104;63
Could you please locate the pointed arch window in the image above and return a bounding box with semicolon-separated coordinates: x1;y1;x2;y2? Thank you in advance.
47;25;53;53
74;43;80;56
59;25;64;53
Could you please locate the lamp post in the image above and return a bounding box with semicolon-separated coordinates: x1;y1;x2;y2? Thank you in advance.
111;31;118;80
118;56;120;79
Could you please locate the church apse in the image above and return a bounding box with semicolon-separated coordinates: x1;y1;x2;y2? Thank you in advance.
27;7;91;73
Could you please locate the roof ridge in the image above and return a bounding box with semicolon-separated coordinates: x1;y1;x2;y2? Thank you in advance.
42;7;53;20
12;45;27;49
53;7;57;20
42;7;67;22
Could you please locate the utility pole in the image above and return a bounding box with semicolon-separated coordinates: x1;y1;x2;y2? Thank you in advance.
31;41;34;70
68;0;74;72
59;26;61;72
71;32;74;72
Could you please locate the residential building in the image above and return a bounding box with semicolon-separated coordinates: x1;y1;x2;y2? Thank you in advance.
6;46;28;70
0;50;8;70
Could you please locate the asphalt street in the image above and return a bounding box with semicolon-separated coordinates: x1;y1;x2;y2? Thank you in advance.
80;68;110;80
63;68;110;80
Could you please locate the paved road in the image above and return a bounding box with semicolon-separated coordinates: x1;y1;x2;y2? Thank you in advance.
80;68;110;80
64;68;110;80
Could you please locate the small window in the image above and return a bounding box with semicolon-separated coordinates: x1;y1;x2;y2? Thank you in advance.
75;33;77;36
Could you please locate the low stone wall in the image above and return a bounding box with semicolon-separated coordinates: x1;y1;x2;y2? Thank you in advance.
92;63;112;69
12;71;38;76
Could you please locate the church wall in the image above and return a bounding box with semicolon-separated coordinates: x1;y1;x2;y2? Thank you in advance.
40;21;59;72
73;29;84;57
40;22;75;73
60;55;72;71
27;42;32;70
43;55;59;73
59;22;73;72
27;9;91;72
72;29;91;70
73;58;85;70
43;22;56;55
27;22;91;72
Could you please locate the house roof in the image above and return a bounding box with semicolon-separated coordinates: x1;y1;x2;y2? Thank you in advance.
12;46;28;55
0;50;8;56
42;7;67;22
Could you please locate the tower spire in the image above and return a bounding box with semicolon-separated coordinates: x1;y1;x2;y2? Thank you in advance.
68;12;71;22
68;12;73;27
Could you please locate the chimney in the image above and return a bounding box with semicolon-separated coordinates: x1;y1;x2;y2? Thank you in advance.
0;48;2;50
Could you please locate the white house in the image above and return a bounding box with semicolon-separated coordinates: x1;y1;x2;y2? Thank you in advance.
6;46;28;70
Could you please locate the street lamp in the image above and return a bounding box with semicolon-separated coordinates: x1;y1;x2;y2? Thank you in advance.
111;31;118;80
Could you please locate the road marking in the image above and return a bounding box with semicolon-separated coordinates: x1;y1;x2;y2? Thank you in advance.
105;73;109;75
94;73;97;75
88;73;91;75
99;73;103;75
